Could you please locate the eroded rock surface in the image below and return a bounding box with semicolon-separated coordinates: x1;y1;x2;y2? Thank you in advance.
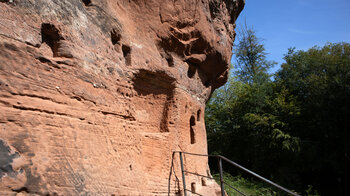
0;0;244;195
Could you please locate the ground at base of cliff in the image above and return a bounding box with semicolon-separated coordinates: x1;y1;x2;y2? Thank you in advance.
212;173;313;196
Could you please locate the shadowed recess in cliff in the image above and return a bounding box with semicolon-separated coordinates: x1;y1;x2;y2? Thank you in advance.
0;140;19;178
81;0;92;6
122;44;131;66
132;70;176;132
190;115;196;144
157;22;229;89
111;28;121;45
197;109;201;121
41;23;64;57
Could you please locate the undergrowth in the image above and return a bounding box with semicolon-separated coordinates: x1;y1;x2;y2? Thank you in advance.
212;172;288;196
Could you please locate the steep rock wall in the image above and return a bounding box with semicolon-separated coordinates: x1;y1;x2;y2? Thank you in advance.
0;0;244;195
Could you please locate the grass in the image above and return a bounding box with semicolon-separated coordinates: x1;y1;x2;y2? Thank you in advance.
212;172;285;196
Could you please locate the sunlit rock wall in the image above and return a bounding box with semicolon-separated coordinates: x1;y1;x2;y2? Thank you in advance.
0;0;244;195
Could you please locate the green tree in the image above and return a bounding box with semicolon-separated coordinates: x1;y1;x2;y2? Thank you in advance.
234;25;276;84
207;26;350;195
206;26;300;183
275;42;350;195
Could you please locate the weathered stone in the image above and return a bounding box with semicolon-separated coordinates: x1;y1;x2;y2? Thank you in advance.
0;0;244;195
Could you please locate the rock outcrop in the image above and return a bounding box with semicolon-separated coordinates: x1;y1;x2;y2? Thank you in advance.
0;0;244;195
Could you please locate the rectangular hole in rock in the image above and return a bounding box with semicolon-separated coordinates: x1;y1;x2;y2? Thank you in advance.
187;62;196;78
197;109;201;121
111;29;121;45
122;45;131;65
190;115;196;144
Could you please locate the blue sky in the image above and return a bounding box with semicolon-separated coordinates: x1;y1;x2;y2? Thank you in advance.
233;0;350;72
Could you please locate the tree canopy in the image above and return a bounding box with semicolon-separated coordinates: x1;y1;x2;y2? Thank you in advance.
276;42;350;195
234;26;276;84
205;25;350;195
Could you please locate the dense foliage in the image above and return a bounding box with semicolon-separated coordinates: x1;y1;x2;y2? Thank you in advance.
276;43;350;195
205;27;350;195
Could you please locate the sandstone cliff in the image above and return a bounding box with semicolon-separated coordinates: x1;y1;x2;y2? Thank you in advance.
0;0;244;195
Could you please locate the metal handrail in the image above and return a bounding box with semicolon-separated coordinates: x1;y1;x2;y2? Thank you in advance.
174;151;300;196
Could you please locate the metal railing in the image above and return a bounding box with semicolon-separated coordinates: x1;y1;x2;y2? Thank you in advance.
173;151;300;196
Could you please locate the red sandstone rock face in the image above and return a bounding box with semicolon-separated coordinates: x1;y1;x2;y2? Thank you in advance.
0;0;244;195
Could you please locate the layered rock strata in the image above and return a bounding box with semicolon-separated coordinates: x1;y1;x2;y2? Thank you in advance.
0;0;244;195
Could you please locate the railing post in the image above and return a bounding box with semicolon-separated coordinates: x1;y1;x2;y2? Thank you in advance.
218;157;225;196
179;152;187;196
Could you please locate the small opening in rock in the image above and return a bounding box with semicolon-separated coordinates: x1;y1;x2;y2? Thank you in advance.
38;56;52;64
12;187;29;193
122;45;131;65
201;177;207;186
41;23;62;57
197;109;201;121
111;29;121;45
190;115;195;126
190;127;195;144
187;63;196;78
191;182;196;193
166;55;174;67
81;0;91;6
204;79;211;87
190;115;196;144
